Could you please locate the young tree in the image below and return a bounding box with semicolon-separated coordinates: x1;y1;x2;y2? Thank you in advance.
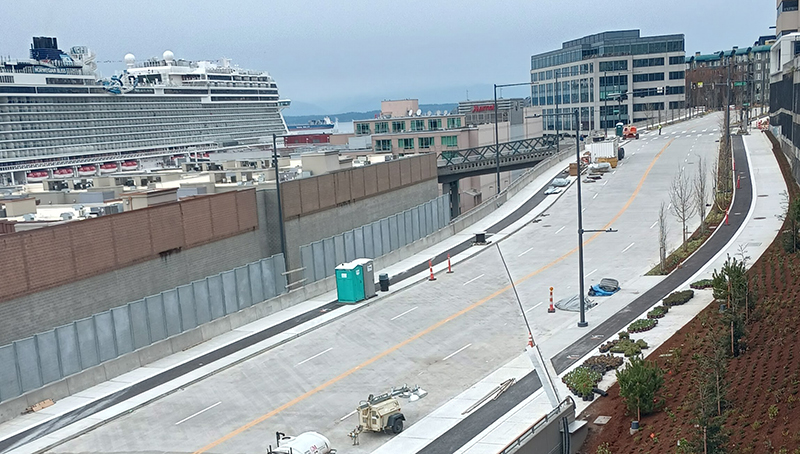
616;355;664;421
658;201;668;273
669;165;696;251
694;155;709;235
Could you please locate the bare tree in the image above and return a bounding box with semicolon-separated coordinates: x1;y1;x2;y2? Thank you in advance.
694;155;709;235
659;201;669;273
670;165;697;251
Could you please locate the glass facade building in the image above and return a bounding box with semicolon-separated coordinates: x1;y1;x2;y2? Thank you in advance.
530;30;686;132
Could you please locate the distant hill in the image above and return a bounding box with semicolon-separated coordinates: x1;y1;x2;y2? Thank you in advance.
284;103;458;125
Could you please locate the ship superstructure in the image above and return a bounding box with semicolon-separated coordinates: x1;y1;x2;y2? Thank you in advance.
0;37;290;184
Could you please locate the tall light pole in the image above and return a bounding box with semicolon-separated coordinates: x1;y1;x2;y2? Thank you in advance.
272;134;288;271
493;80;553;194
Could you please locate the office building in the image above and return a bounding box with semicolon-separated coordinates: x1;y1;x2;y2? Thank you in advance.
530;30;686;133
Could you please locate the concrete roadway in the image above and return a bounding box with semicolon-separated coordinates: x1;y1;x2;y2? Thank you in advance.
51;114;724;454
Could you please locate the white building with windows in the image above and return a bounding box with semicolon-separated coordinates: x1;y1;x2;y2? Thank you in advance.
529;30;686;134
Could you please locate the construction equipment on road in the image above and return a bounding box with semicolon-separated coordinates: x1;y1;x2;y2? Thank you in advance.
267;431;336;454
354;384;428;435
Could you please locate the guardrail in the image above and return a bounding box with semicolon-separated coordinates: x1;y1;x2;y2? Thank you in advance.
498;396;575;454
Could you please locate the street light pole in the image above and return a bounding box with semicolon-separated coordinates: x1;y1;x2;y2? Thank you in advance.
494;83;501;194
603;71;608;136
273;134;288;271
573;109;589;328
555;71;560;154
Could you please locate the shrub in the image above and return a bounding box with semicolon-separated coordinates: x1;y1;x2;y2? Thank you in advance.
664;289;694;307
583;354;624;374
563;366;602;397
691;278;714;289
628;318;657;333
647;305;669;319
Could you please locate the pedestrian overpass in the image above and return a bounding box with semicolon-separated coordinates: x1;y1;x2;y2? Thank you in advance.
436;136;565;217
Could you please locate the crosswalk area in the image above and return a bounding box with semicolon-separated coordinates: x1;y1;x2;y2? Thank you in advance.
642;128;720;140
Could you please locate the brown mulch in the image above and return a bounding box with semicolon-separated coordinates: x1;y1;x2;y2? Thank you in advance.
577;133;800;454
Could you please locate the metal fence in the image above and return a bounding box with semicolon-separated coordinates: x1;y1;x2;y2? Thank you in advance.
0;254;287;403
300;195;450;283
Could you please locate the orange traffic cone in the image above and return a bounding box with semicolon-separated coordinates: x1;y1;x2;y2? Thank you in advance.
548;286;556;313
527;333;534;348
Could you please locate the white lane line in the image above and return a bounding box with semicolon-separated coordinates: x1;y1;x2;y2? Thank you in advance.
612;170;616;175
463;273;486;284
621;242;635;253
443;343;472;361
650;220;658;229
586;268;598;276
592;193;598;199
602;181;608;186
340;410;357;421
175;402;222;425
297;348;333;366
702;129;708;132
681;130;687;133
691;130;697;133
555;226;566;234
391;306;418;321
525;302;544;313
668;202;672;210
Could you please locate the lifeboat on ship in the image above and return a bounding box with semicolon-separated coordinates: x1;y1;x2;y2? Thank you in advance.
99;163;118;174
52;168;74;179
202;152;210;158
77;165;97;177
25;170;49;182
120;160;138;171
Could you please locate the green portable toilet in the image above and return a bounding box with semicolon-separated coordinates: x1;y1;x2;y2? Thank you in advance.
335;262;366;303
615;122;624;137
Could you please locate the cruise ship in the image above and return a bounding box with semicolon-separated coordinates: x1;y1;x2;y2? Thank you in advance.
0;37;290;184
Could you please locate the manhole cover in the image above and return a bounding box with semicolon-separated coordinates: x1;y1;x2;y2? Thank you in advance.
594;416;612;425
758;194;769;197
543;225;552;228
754;217;766;220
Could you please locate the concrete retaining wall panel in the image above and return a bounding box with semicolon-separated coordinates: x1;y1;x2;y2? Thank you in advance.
262;258;277;299
35;331;60;385
192;280;212;325
0;345;20;401
344;230;356;262
333;235;345;266
312;241;325;282
93;311;117;362
178;285;197;330
323;237;336;278
111;306;133;355
354;227;366;258
129;300;150;351
14;338;41;393
221;271;238;315
207;275;225;320
248;263;264;304
55;324;80;376
75;318;99;370
145;296;167;342
235;267;252;309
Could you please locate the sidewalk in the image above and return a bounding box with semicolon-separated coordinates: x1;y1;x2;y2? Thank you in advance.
0;151;579;454
373;131;785;453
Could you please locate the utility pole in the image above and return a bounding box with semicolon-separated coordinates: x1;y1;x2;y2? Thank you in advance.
603;71;608;136
493;83;500;194
555;70;560;153
725;55;731;149
272;134;288;272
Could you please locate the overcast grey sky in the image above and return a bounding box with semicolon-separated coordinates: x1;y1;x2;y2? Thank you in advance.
0;0;776;115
